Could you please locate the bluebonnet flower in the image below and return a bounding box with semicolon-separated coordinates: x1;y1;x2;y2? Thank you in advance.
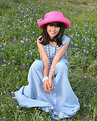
12;97;17;102
18;20;22;24
93;44;95;47
92;47;95;50
26;33;29;37
84;102;91;108
22;64;26;68
16;77;20;80
7;25;10;29
25;38;30;43
83;46;86;49
24;14;29;18
6;83;8;86
86;38;90;41
82;76;86;79
87;44;89;47
14;68;18;71
13;36;16;44
32;31;35;35
75;34;79;38
29;19;32;23
3;60;6;64
7;63;10;66
20;40;24;46
2;117;7;121
3;43;7;48
16;86;20;90
82;37;85;42
24;25;27;29
1;48;4;52
95;35;97;38
75;24;78;30
11;92;15;97
83;50;87;55
12;60;15;63
74;44;78;48
69;29;71;33
75;48;79;51
29;52;33;58
3;91;7;95
25;53;28;57
84;25;89;30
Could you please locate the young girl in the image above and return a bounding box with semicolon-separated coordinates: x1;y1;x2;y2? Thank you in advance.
15;11;80;120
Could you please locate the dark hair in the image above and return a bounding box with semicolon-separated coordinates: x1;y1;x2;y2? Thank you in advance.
40;22;65;47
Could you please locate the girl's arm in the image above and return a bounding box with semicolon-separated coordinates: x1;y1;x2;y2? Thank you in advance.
49;40;70;80
37;38;51;93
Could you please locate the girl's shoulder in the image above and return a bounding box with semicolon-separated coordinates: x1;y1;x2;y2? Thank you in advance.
62;35;70;45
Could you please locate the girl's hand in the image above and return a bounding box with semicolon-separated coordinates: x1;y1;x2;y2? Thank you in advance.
48;78;54;90
43;80;51;93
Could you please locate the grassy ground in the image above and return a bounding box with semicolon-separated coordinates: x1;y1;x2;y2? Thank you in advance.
0;0;97;121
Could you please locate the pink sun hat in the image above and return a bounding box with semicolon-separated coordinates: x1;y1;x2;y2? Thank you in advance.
37;11;71;29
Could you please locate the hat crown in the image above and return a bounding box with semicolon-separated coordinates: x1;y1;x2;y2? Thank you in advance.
44;11;64;19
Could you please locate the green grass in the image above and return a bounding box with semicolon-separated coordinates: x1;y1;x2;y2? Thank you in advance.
0;0;97;120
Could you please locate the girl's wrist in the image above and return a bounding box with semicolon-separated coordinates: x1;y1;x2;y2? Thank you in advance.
43;76;48;82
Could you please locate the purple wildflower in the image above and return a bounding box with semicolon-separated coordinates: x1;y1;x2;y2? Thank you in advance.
7;25;10;29
20;40;24;46
12;60;15;63
12;97;17;102
22;64;26;68
82;76;86;79
69;29;71;33
16;77;20;80
6;83;8;86
29;52;33;58
84;102;91;108
29;19;32;23
75;24;78;30
84;25;89;30
2;117;7;121
13;37;16;44
7;63;10;66
1;48;4;52
3;60;6;64
16;86;20;90
11;92;15;97
3;43;7;48
14;68;18;71
86;38;90;41
83;50;87;55
74;44;78;48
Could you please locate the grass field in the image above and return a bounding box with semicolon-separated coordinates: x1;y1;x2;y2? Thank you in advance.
0;0;97;120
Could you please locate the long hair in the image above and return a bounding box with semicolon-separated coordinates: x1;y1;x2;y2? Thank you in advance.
40;22;65;47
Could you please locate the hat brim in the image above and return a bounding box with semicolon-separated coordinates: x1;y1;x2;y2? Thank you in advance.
38;17;71;29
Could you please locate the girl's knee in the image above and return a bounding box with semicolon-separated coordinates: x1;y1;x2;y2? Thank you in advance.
55;61;68;72
30;60;43;71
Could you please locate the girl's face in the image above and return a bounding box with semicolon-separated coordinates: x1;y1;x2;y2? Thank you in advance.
47;24;60;40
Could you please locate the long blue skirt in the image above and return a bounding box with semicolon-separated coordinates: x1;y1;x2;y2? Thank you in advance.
15;59;80;120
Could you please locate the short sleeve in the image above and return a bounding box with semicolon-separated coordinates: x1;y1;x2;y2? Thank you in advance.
62;35;70;51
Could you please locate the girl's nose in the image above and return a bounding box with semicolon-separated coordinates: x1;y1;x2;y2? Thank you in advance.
52;26;56;30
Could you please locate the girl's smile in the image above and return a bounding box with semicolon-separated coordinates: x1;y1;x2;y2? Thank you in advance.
47;25;60;39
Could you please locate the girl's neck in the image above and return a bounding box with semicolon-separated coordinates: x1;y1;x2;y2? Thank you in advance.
49;41;57;47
